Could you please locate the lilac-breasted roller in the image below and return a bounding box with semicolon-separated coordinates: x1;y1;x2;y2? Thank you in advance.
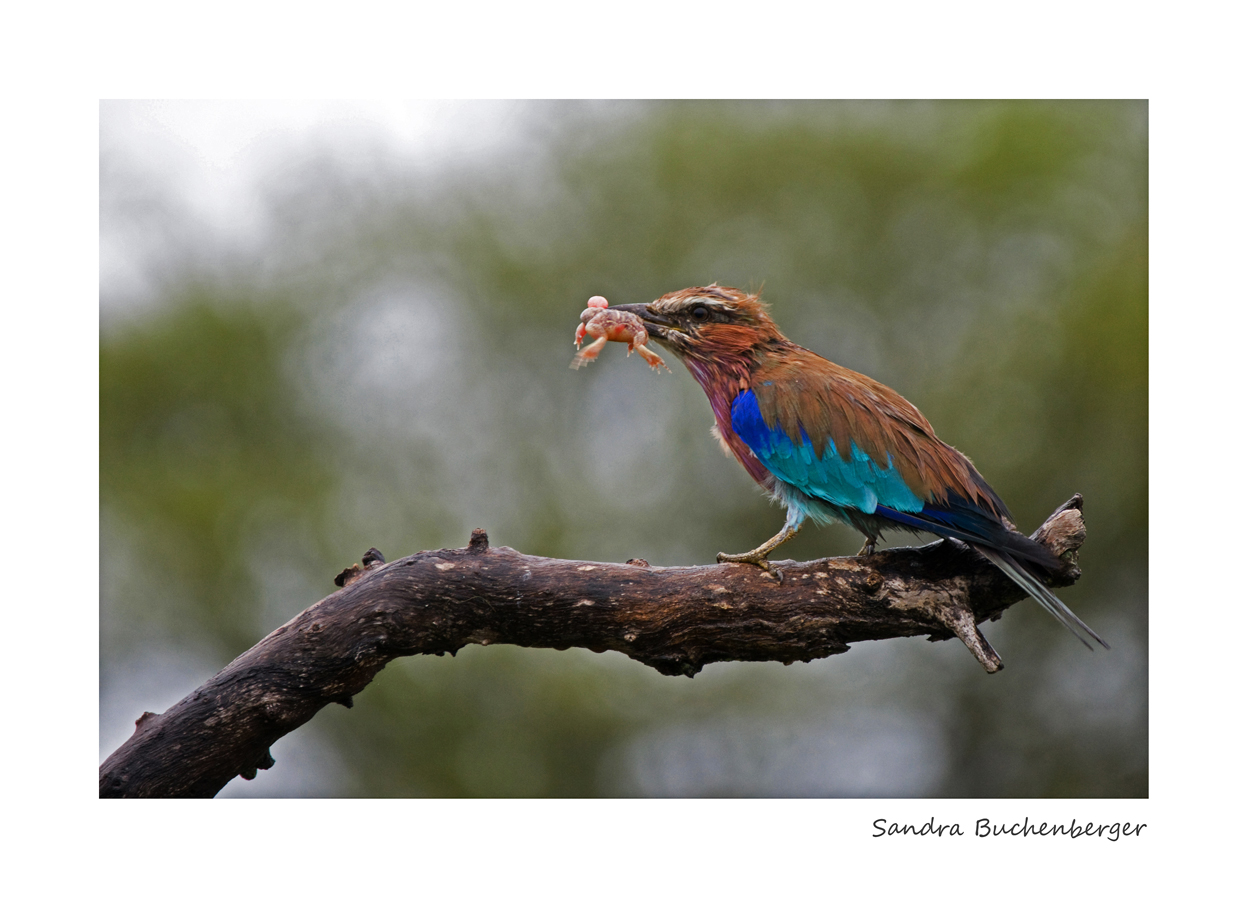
607;284;1107;650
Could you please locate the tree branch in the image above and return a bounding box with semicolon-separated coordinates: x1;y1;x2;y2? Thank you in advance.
99;495;1088;798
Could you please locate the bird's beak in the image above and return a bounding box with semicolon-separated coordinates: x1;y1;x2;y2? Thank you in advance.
607;303;677;343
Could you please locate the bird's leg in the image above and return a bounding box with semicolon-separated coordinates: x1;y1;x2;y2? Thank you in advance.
857;534;878;556
717;523;802;573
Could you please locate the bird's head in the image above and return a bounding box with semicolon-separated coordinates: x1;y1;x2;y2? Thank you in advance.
608;285;785;370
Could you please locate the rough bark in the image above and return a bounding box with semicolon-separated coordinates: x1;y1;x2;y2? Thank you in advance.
99;495;1088;798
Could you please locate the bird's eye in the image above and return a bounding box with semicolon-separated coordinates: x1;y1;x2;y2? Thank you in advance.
690;306;710;322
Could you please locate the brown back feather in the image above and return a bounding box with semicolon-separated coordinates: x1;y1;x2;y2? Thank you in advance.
750;348;1004;515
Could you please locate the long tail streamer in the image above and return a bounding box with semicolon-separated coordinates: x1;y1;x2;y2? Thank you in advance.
973;544;1109;650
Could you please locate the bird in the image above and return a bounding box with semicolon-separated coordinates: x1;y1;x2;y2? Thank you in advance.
605;284;1107;650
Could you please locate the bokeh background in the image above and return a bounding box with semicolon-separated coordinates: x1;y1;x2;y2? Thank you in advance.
100;99;1146;797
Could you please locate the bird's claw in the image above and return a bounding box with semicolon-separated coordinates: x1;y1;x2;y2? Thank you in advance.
716;550;768;569
716;552;783;583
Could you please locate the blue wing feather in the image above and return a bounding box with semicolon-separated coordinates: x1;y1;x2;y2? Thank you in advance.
731;388;924;517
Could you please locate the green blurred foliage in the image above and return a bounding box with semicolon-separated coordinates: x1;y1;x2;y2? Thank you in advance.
101;100;1146;797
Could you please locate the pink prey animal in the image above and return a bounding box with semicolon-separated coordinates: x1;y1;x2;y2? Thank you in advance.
571;296;669;371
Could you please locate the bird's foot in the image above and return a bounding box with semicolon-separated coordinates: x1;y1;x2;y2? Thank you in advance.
715;524;800;583
716;550;771;571
857;536;877;557
716;551;783;583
